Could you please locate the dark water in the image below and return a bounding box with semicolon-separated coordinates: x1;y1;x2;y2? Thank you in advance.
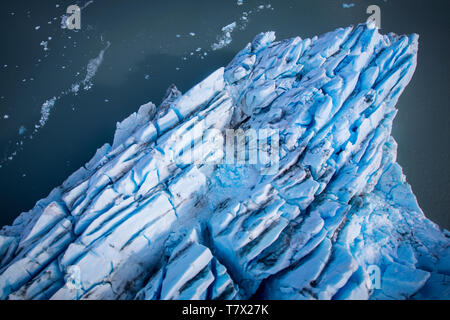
0;0;449;229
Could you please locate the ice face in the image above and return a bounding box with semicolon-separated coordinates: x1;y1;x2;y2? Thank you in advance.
0;24;449;300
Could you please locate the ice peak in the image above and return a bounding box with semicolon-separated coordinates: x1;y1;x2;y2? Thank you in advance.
0;25;448;300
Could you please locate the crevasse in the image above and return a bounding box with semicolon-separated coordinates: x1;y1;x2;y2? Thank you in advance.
0;23;448;300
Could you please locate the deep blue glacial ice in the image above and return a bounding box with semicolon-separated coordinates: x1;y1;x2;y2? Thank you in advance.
0;23;449;300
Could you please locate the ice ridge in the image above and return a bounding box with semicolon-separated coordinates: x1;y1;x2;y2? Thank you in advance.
0;23;449;300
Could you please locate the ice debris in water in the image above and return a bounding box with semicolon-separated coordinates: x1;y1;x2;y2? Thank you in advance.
40;41;49;51
211;22;237;51
82;42;110;90
0;24;448;300
36;97;57;129
18;126;26;135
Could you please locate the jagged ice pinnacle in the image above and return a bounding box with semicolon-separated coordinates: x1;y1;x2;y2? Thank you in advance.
0;23;449;300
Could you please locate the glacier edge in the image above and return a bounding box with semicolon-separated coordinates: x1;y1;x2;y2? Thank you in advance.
0;23;449;300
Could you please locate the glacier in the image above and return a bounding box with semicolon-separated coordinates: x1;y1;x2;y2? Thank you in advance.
0;23;449;300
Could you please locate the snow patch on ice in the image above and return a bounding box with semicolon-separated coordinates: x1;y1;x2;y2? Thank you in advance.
18;126;27;135
60;0;94;30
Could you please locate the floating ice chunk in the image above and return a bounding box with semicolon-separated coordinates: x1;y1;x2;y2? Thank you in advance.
82;42;111;90
211;22;237;51
173;67;225;119
37;97;57;128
